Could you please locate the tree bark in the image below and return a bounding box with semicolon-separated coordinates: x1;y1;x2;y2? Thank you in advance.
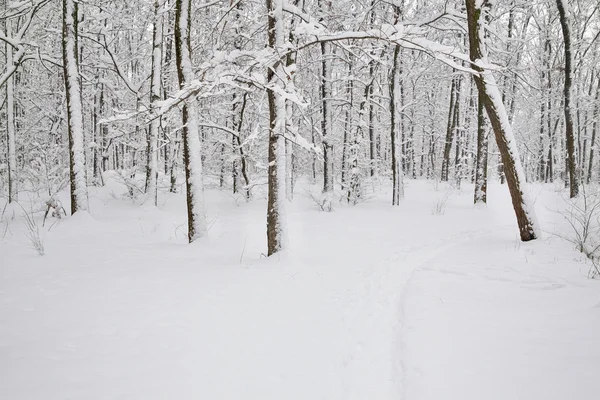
466;0;539;241
474;89;488;203
556;0;579;198
62;0;89;214
441;76;457;181
390;40;404;205
588;74;600;183
3;6;17;203
145;0;163;206
175;0;207;242
266;0;288;256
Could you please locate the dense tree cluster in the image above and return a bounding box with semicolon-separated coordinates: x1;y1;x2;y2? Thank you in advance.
1;0;599;253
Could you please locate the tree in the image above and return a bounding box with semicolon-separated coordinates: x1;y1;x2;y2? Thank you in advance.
174;0;207;242
390;5;404;205
474;90;488;204
3;0;16;203
465;0;539;241
145;0;164;206
266;0;288;256
62;0;89;214
556;0;579;198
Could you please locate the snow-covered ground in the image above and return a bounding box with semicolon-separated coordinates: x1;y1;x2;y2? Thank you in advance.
1;177;599;399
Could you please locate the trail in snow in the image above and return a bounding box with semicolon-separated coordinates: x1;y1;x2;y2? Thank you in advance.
1;178;599;399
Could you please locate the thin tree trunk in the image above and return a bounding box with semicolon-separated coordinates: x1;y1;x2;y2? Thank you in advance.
474;89;489;203
175;0;207;242
441;76;457;181
588;74;600;183
233;93;251;199
319;2;333;196
5;13;17;203
285;0;301;200
390;33;404;204
145;0;163;206
546;38;554;182
341;60;353;192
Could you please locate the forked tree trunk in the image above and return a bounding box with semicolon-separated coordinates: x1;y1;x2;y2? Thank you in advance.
556;0;579;198
62;0;89;214
466;0;538;241
175;0;207;242
266;0;288;256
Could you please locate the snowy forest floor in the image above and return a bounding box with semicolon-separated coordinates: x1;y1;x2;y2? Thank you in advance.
1;176;599;399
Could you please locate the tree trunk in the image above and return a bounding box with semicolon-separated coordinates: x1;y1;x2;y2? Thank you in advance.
319;2;333;197
62;0;89;214
441;76;457;181
556;0;579;198
175;0;207;242
588;74;600;183
266;0;288;256
4;8;17;203
466;0;539;241
232;93;251;199
146;0;163;206
285;0;301;201
474;89;489;203
341;60;353;192
545;39;554;182
390;41;404;205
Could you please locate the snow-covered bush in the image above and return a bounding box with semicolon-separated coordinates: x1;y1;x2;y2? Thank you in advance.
560;185;600;278
22;207;44;256
431;192;450;216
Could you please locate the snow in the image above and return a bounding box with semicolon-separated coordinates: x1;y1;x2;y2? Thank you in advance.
1;178;599;399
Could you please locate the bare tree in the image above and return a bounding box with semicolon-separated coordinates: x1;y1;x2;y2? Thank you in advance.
145;0;164;206
174;0;207;242
465;0;539;241
62;0;89;214
266;0;288;255
556;0;579;198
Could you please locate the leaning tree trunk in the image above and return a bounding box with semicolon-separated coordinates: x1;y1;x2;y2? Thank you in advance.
175;0;207;242
145;0;164;206
466;0;539;241
556;0;579;198
266;0;288;256
62;0;89;214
